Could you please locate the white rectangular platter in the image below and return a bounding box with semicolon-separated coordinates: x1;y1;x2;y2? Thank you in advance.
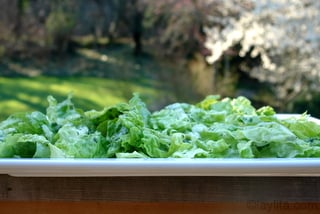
1;158;320;177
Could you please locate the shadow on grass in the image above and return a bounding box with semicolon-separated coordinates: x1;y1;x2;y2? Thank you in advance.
1;44;166;88
0;78;93;119
0;43;197;120
0;75;167;121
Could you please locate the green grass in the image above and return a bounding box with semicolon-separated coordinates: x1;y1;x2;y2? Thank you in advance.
0;76;167;121
0;41;184;121
0;40;205;121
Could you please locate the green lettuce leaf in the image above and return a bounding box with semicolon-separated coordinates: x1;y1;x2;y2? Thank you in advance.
53;124;107;158
0;133;50;158
1;93;320;159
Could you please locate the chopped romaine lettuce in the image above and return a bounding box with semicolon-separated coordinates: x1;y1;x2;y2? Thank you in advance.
0;94;319;158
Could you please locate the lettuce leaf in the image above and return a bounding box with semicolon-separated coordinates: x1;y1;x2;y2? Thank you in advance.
53;124;107;158
0;94;320;158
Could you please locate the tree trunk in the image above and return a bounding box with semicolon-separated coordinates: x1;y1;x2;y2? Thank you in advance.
132;10;143;56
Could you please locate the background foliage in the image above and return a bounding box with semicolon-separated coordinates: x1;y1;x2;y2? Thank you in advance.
0;0;319;119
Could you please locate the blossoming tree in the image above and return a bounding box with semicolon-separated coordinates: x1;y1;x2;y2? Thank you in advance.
204;0;320;109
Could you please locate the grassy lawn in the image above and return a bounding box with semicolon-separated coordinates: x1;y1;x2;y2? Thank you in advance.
0;76;162;120
0;42;183;121
0;76;170;121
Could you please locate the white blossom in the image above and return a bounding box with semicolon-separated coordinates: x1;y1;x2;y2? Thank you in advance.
204;0;320;101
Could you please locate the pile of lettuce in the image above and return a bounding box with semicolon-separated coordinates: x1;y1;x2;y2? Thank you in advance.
0;94;320;158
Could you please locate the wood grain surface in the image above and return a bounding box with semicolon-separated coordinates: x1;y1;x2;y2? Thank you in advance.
1;175;320;202
1;201;320;214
